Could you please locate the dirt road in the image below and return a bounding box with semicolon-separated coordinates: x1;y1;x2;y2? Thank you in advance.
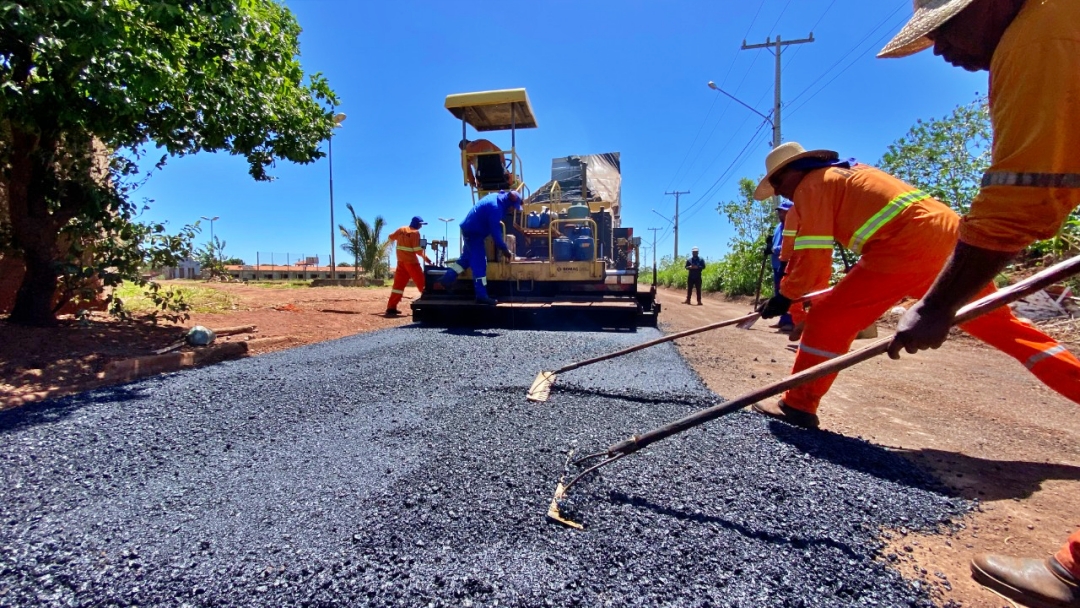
654;287;1080;607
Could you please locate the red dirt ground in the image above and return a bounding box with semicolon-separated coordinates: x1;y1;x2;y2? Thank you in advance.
0;281;412;408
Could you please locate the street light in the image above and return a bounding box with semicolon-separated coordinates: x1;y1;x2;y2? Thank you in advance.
651;209;673;226
437;217;455;242
707;81;774;127
329;112;347;278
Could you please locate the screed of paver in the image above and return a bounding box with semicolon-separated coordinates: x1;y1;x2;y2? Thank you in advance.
0;325;969;607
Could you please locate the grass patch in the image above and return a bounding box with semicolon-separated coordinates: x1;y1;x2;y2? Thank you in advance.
248;280;313;289
113;282;237;315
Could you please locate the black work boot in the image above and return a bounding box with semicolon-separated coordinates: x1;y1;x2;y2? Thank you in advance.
385;308;400;317
971;554;1079;608
752;399;820;430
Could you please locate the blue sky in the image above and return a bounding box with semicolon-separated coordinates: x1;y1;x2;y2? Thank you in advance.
134;0;987;266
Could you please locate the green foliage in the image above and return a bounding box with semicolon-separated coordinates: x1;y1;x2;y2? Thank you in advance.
1;0;337;325
195;234;229;278
879;96;991;215
712;237;770;297
717;177;775;244
222;257;246;266
338;203;390;280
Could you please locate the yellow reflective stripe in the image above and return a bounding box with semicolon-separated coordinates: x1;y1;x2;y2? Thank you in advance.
848;190;929;254
793;235;834;251
1025;344;1067;370
397;246;421;252
391;289;404;295
782;230;797;237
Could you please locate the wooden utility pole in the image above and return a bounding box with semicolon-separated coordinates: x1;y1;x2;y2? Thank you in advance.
664;190;689;259
741;34;815;150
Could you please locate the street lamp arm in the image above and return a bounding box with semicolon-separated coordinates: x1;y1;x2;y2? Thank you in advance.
651;209;673;226
707;81;773;125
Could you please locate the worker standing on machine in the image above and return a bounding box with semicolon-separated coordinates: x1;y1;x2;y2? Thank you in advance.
437;190;521;305
385;216;431;317
751;142;1080;430
878;0;1080;604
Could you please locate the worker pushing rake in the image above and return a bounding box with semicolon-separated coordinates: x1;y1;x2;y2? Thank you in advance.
545;254;1080;530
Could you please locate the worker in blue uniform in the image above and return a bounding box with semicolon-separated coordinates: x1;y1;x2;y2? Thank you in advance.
770;200;795;332
438;190;522;305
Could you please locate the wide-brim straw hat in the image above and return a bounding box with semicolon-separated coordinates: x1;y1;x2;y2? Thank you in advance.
877;0;979;59
753;142;839;201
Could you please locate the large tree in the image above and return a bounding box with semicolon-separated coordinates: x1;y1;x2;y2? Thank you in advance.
879;96;991;215
1;0;337;325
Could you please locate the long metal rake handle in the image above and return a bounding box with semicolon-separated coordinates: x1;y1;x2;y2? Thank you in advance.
602;254;1080;460
552;287;834;375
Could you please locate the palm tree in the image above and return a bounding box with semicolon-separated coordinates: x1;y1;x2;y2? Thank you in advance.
339;203;390;281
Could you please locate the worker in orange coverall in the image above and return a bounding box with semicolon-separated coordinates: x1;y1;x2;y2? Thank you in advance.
878;0;1080;605
385;216;431;317
459;138;511;190
751;142;1080;429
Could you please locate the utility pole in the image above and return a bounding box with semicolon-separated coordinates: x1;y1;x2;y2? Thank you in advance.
664;190;688;259
741;34;814;148
648;227;662;285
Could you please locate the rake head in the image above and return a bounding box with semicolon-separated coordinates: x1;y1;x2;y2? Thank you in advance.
527;371;556;402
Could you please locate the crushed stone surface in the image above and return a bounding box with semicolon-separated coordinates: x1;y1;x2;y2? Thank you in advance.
0;326;969;606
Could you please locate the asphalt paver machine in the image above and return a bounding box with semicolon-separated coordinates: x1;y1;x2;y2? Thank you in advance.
411;88;660;329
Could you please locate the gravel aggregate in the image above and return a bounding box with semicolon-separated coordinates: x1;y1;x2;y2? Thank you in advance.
0;326;970;607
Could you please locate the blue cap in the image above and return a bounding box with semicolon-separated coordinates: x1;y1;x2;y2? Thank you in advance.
410;216;427;228
776;200;793;211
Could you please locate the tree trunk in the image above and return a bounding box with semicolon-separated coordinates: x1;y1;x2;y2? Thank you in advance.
5;128;63;327
9;250;60;326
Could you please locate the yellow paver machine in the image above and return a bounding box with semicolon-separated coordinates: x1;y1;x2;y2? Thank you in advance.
410;88;661;329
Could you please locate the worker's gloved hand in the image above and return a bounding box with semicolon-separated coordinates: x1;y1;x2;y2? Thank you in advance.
500;247;513;261
758;294;792;319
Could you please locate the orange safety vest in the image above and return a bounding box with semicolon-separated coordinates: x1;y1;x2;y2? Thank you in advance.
390;226;425;265
780;164;958;298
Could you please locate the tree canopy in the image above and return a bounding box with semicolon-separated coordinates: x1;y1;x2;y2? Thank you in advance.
878;96;991;215
1;0;338;325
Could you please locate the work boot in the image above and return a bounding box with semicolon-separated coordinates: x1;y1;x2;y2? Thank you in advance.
752;399;820;430
385;308;400;317
971;555;1079;608
697;300;703;306
683;299;691;305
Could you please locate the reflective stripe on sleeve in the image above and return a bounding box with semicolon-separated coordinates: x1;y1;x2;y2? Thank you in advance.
798;344;843;359
848;189;929;253
447;262;464;273
1025;344;1068;370
793;235;834;251
782;229;797;237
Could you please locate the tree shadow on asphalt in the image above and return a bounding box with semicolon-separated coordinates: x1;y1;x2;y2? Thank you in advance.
767;422;1080;502
606;490;862;560
0;385;150;434
545;385;715;409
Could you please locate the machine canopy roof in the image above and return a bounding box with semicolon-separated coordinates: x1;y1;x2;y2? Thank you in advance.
445;88;538;132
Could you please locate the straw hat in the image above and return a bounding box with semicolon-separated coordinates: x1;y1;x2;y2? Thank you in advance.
753;142;839;201
877;0;979;59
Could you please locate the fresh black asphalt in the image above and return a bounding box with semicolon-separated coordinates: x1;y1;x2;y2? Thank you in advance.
0;326;970;606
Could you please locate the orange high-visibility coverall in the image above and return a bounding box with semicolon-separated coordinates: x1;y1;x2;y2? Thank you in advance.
1058;529;1080;579
778;208;821;327
386;226;429;311
958;0;1080;251
779;164;1080;414
463;139;505;188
